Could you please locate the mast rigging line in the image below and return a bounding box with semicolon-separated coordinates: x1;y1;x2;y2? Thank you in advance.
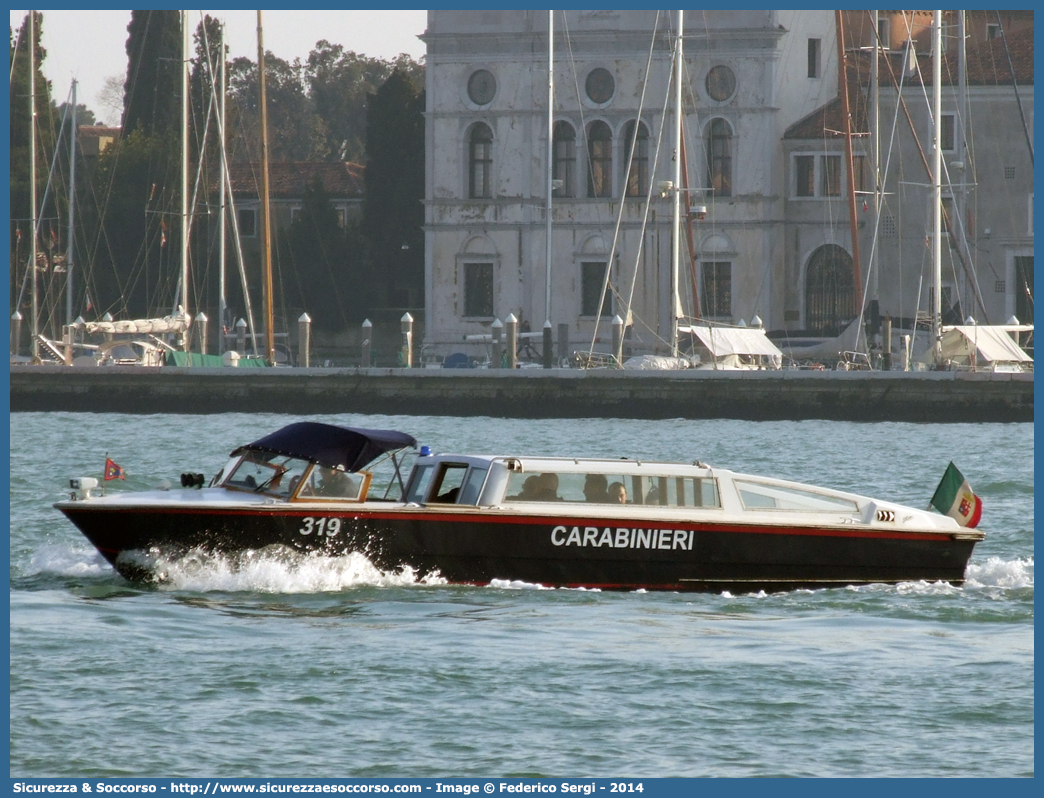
586;10;664;360
198;15;261;355
993;11;1033;167
559;13;661;348
15;85;76;316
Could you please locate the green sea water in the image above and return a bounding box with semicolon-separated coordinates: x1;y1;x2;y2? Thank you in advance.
9;413;1034;777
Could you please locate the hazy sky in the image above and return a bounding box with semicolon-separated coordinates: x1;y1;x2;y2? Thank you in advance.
10;9;429;125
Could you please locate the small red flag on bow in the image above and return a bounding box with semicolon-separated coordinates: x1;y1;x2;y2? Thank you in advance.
104;457;126;481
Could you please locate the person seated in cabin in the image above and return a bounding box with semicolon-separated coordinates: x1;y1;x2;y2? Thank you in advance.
313;466;356;499
535;473;561;501
435;486;460;503
509;475;541;501
609;481;628;504
268;467;286;491
583;474;611;503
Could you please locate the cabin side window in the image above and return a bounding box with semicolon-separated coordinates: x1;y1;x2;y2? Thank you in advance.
404;463;436;504
457;466;489;505
639;475;720;508
502;471;720;508
735;480;858;513
429;463;470;504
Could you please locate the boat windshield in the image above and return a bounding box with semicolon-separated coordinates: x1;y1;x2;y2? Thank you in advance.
223;452;312;498
295;466;368;501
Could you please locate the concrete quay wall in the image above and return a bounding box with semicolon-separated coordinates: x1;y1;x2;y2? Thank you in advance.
9;366;1033;422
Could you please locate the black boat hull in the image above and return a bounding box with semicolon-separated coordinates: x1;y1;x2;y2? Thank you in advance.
57;503;977;592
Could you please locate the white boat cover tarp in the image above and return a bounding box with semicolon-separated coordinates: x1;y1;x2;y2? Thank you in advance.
778;318;863;361
82;312;190;335
919;325;1033;364
679;325;784;358
622;355;693;370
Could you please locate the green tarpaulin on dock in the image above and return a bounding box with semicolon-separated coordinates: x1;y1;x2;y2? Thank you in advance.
165;352;271;367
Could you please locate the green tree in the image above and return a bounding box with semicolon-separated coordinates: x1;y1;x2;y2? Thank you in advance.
10;12;57;314
122;10;181;136
227;53;326;162
363;70;425;311
305;42;420;163
277;176;367;331
189;15;225;161
78;128;181;319
54;101;97;127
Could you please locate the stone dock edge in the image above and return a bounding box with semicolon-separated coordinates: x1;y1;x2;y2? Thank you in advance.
9;365;1033;422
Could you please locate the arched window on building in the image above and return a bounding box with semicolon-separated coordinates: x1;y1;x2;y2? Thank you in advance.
622;120;649;197
707;118;732;197
469;123;493;199
552;121;576;198
805;244;854;336
586;121;613;198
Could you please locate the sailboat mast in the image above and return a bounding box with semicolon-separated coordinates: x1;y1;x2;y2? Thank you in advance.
257;11;275;363
834;11;863;318
870;11;880;309
931;9;943;365
66;79;77;327
544;9;553;328
29;10;39;363
181;10;190;349
670;10;683;357
218;25;227;352
955;10;969;301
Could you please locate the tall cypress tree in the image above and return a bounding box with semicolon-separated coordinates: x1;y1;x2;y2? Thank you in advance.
122;10;181;136
363;70;425;310
9;12;55;311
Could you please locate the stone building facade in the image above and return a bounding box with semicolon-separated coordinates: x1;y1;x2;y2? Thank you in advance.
420;10;1033;358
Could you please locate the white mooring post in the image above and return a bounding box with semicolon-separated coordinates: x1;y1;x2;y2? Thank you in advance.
612;315;624;367
235;318;247;354
195;311;208;356
505;313;518;369
491;317;503;368
542;319;553;368
361;319;372;367
400;312;413;368
11;311;22;357
298;312;311;368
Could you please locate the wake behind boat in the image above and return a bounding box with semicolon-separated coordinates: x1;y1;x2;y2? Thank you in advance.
55;422;983;591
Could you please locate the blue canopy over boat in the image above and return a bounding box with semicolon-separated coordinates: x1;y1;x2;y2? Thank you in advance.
236;422;417;471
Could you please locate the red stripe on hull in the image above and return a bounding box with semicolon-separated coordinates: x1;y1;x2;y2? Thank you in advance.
64;504;946;542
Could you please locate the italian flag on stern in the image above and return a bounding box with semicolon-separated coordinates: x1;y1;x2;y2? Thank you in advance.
930;462;982;528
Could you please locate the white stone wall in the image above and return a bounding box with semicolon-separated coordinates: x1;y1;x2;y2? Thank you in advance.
422;10;1031;358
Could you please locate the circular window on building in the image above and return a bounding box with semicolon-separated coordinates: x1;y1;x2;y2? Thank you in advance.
585;67;615;104
467;69;497;106
705;65;736;102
